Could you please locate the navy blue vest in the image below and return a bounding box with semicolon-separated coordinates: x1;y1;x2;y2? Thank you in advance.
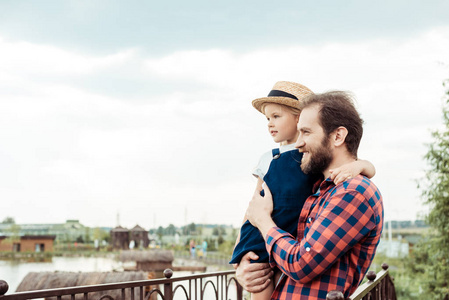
230;149;315;264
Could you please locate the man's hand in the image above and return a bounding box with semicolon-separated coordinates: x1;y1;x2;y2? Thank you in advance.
235;252;274;293
246;183;276;236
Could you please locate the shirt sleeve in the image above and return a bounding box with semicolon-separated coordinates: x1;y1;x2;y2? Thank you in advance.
252;151;272;179
266;189;377;284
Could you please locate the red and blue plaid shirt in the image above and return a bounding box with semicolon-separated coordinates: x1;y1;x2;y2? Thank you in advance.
266;175;384;300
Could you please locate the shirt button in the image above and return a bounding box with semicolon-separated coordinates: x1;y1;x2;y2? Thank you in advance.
273;154;280;159
306;247;311;252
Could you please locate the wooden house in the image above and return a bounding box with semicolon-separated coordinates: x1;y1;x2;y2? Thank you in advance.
130;225;150;249
0;235;56;252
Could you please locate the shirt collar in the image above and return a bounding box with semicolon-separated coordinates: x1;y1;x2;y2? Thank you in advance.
312;176;334;196
279;143;296;153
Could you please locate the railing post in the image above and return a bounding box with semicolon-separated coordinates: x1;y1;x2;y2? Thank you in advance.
366;270;377;282
163;269;173;300
236;282;243;300
0;280;9;296
326;290;344;300
381;263;389;299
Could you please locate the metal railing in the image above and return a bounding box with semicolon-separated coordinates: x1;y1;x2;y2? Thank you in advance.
0;269;243;300
0;264;397;300
326;263;397;300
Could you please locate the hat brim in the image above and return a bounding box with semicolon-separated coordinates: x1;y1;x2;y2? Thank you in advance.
252;97;301;113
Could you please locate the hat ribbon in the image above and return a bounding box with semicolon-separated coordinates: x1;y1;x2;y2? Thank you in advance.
267;90;298;100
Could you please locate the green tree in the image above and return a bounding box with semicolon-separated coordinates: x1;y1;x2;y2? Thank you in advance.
4;223;21;247
212;226;219;236
156;226;164;240
92;227;111;244
212;225;226;236
1;216;15;224
84;228;92;243
412;78;449;299
182;223;196;235
165;224;176;236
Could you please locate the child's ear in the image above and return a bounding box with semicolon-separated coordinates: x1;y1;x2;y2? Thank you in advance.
333;126;348;146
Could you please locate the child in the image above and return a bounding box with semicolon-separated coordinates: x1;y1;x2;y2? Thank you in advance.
230;81;375;299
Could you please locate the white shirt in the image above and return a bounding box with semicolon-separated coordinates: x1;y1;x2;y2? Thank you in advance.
252;143;296;179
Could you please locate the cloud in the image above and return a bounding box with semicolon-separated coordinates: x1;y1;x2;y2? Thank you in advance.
0;27;448;228
0;37;136;76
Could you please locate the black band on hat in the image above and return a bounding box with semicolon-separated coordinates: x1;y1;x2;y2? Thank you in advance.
267;89;298;100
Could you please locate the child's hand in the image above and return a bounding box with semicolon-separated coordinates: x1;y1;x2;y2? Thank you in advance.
246;182;273;228
330;159;376;184
329;163;361;185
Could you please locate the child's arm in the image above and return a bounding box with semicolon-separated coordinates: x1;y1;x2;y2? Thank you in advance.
254;177;265;193
329;159;376;185
232;177;264;268
234;177;264;247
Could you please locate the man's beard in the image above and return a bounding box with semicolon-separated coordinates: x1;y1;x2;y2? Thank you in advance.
301;136;333;175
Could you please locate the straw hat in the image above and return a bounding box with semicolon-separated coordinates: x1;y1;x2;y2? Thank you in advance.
252;81;314;113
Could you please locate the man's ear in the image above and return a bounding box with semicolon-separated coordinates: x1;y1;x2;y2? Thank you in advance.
332;126;348;147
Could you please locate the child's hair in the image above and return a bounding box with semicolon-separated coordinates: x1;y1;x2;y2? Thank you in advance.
260;103;301;146
260;102;301;116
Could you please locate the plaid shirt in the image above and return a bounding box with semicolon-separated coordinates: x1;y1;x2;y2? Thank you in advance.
266;175;384;300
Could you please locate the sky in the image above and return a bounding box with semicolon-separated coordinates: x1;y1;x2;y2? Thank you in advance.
0;0;448;230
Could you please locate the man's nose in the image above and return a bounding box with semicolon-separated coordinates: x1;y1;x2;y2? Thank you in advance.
295;135;304;149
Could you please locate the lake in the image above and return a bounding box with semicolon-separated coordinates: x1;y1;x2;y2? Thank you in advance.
0;256;225;298
0;256;123;293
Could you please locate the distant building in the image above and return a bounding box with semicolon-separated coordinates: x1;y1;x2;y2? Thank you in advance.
111;226;130;250
0;235;56;252
111;225;149;250
130;225;150;249
0;220;95;243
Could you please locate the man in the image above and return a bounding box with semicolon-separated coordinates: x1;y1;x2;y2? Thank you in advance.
238;91;384;299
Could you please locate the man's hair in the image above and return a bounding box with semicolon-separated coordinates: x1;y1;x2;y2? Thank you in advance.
300;91;363;157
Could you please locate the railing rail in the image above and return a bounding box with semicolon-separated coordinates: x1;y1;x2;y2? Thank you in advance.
0;264;397;300
0;269;243;300
326;263;397;300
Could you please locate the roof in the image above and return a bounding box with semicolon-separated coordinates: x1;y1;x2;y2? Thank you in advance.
16;271;148;295
111;226;129;232
21;235;57;240
0;235;56;240
131;225;147;232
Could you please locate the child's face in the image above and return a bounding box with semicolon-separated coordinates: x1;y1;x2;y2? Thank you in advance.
263;103;300;145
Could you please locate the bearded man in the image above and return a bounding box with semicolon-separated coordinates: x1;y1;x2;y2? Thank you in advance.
238;91;384;300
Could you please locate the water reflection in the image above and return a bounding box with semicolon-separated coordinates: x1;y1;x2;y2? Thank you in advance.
0;256;121;293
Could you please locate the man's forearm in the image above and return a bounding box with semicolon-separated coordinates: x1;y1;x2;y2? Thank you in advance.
254;216;277;242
